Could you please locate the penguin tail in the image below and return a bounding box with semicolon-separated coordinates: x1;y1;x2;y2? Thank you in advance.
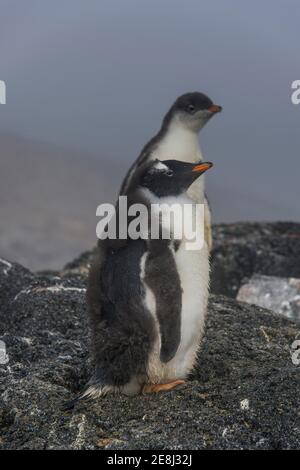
61;384;115;412
61;395;84;412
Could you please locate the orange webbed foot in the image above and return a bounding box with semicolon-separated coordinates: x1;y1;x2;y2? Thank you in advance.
142;379;185;394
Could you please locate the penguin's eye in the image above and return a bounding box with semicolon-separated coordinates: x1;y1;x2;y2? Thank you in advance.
166;170;173;177
188;104;195;113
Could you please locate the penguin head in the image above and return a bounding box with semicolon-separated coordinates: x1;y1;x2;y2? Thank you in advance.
139;159;213;198
164;92;222;132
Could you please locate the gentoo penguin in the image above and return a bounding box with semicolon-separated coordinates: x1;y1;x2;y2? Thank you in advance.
120;92;222;250
63;158;213;408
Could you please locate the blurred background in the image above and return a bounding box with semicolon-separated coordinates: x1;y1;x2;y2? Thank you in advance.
0;0;299;270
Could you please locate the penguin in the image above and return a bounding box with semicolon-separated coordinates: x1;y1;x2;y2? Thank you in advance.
120;91;222;250
63;158;213;409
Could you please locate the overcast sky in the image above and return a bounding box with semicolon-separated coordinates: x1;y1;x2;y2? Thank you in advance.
0;0;299;221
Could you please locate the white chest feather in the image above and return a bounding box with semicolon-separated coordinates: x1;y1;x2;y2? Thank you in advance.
172;240;209;368
141;195;210;384
150;123;205;203
154;124;202;163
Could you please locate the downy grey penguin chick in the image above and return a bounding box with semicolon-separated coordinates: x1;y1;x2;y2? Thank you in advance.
63;159;213;409
120;92;222;250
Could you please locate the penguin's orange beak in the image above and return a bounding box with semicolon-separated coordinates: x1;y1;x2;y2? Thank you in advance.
192;162;213;174
208;105;222;113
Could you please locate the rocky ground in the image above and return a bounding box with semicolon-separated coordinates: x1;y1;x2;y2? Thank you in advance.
0;223;300;450
210;222;300;298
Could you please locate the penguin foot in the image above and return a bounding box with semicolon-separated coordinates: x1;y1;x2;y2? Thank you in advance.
142;379;185;394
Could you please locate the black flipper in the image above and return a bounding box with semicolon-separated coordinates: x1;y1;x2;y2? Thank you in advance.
144;239;182;363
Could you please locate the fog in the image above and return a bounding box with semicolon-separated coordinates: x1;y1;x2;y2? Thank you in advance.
0;0;299;268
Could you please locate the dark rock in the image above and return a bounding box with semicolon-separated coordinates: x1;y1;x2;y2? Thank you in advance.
62;249;96;276
211;222;300;298
0;259;34;316
0;258;299;449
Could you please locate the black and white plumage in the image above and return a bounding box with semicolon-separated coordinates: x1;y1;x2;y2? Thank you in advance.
64;159;213;408
120;91;222;249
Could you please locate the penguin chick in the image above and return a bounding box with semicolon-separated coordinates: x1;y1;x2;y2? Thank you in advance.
63;159;213;409
120;91;222;249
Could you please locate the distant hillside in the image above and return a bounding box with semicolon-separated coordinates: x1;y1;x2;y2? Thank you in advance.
0;132;295;271
0;133;118;270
